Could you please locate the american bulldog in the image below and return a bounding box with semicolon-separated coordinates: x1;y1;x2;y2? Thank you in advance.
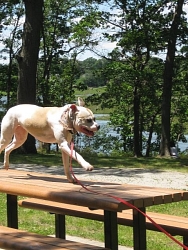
0;98;100;182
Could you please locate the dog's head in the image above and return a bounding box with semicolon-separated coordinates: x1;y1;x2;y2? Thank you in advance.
68;98;100;136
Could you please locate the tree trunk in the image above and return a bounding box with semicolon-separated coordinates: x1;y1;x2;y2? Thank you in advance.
146;116;155;157
133;84;142;157
160;0;184;156
16;0;43;153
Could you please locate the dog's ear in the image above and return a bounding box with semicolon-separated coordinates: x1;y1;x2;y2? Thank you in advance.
70;104;78;112
78;97;85;107
69;104;78;123
60;105;78;129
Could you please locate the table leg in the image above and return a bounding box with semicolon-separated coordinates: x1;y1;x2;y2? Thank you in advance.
104;210;118;250
183;236;188;250
7;194;18;229
133;207;146;250
55;214;66;239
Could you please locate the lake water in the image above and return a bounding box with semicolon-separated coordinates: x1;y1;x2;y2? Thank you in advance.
46;116;188;153
95;118;188;153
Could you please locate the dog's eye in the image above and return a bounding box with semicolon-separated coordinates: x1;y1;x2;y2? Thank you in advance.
87;119;92;123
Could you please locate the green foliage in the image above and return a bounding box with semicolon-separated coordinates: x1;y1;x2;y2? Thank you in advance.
0;2;24;61
81;0;188;156
170;51;188;142
76;58;108;88
0;0;188;157
0;63;18;110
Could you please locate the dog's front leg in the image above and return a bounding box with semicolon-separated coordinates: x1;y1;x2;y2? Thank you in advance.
60;141;94;172
62;151;75;183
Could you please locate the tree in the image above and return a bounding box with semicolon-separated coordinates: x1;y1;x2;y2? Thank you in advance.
82;0;188;157
88;0;171;156
39;0;73;106
38;0;98;106
141;58;163;156
160;0;185;156
170;45;188;146
0;2;23;109
16;0;43;153
77;58;107;87
1;0;188;156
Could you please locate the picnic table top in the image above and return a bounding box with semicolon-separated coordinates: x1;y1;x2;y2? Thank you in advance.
0;169;187;212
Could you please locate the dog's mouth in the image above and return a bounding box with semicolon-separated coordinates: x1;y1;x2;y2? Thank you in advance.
80;126;95;137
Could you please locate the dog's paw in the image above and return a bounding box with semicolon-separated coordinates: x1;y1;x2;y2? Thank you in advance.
4;165;9;170
85;165;94;171
67;176;77;184
80;162;94;171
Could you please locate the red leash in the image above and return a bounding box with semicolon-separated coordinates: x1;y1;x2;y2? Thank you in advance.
70;141;188;250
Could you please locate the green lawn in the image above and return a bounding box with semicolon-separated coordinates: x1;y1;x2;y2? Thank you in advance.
0;193;187;250
0;153;188;249
1;151;188;172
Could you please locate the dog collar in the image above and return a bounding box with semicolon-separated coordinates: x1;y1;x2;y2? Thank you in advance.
59;108;77;134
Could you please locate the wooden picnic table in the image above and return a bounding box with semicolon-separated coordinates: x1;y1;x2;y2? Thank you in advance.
0;169;187;250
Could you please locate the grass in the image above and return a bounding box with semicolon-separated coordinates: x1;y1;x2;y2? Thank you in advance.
0;192;187;250
0;153;188;249
2;151;188;172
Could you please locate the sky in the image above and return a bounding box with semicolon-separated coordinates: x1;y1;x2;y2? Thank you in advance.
76;41;117;61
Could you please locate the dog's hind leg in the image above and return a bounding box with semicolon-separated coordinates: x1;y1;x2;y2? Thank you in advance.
0;112;18;154
0;127;15;154
4;126;28;169
0;136;13;155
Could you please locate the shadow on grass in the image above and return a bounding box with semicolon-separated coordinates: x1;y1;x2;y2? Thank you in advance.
86;154;188;171
0;152;63;167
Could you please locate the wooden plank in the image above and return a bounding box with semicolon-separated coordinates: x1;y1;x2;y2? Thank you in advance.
0;169;186;198
18;198;188;236
1;169;188;211
0;179;154;209
18;199;105;220
0;181;125;212
0;226;109;250
0;169;187;198
1;180;170;208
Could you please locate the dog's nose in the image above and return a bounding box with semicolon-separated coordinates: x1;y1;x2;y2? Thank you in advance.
97;125;100;130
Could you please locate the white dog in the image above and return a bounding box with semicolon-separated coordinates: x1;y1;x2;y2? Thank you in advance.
0;98;100;183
